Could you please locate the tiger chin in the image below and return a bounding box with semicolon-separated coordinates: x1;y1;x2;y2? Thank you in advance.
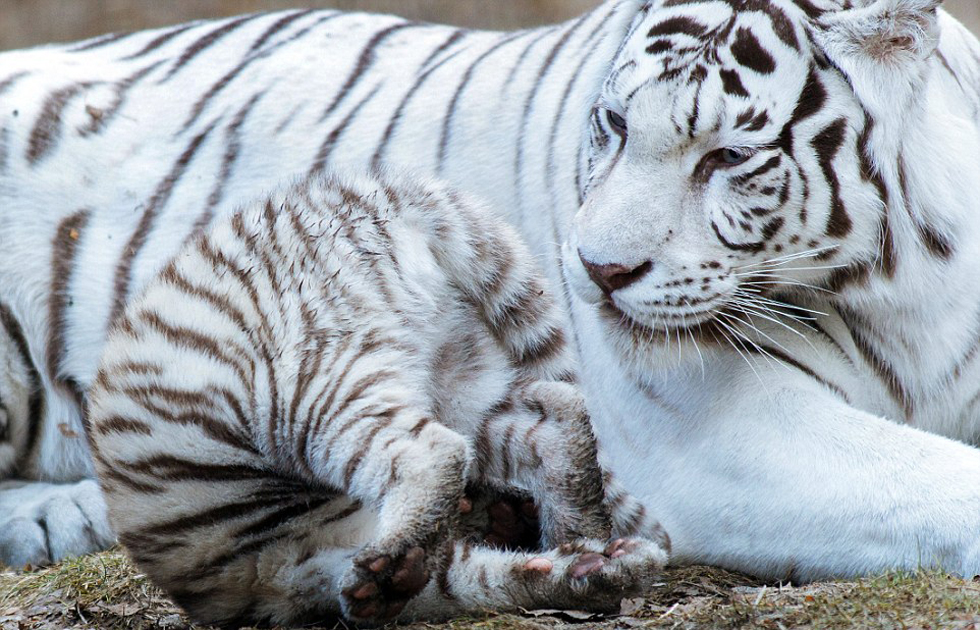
85;171;668;628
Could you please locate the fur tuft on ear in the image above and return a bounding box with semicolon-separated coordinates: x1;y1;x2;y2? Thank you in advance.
812;0;942;125
815;0;942;65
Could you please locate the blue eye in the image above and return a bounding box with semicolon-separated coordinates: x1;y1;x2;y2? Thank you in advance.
718;148;749;166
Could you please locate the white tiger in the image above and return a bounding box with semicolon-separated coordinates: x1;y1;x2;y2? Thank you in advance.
1;0;980;583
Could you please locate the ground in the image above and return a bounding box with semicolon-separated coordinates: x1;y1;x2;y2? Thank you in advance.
2;551;979;630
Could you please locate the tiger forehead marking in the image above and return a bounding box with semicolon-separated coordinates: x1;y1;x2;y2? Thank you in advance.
567;0;888;339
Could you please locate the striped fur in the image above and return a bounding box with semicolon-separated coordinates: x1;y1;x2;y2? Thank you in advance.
2;0;980;585
86;171;666;626
0;0;647;569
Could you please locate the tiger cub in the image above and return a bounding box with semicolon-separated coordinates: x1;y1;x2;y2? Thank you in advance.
85;171;667;627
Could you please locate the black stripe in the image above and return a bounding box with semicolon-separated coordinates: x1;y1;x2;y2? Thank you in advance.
731;27;776;74
839;307;912;420
897;153;953;260
160;14;262;82
249;9;316;53
514;19;587;222
777;67;825;153
856;112;896;277
195;91;266;230
0;397;9;442
27;83;95;165
743;342;850;402
437;30;526;172
720;69;749;97
0;302;43;466
70;31;135;52
370;30;469;170
732;154;782;185
550;10;617;212
121;24;196;61
317;22;419;123
110;120;217;325
80;62;163;137
812;118;851;238
0;71;29;98
711;221;764;253
181;12;343;132
309;83;384;175
47;209;92;408
0;126;9;173
648;16;708;38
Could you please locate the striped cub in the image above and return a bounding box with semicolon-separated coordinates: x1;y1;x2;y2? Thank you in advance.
86;172;667;627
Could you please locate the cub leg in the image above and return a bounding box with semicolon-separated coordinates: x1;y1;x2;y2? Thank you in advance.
399;537;669;621
471;380;611;547
302;396;470;623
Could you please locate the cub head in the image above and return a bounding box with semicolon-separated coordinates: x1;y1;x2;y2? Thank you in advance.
565;0;947;349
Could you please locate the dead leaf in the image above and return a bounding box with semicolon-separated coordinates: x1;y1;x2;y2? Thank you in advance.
104;602;142;617
519;607;604;621
619;597;646;616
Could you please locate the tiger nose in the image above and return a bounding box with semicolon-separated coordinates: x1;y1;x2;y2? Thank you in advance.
578;252;653;294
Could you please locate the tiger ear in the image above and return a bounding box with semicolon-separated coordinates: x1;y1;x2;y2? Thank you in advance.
813;0;942;118
814;0;942;65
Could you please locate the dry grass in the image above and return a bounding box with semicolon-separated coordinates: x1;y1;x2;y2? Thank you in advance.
2;550;980;630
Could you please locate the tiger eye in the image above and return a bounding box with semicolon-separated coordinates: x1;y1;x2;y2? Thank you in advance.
606;109;628;136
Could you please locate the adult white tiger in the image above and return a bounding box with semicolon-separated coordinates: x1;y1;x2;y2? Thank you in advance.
1;0;979;583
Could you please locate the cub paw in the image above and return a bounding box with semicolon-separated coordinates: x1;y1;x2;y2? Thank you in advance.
341;545;430;622
484;494;540;551
522;537;668;611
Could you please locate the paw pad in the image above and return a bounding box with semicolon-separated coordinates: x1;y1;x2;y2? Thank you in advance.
344;546;430;621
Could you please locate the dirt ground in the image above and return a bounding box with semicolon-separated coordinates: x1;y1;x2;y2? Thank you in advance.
0;0;977;51
2;550;980;630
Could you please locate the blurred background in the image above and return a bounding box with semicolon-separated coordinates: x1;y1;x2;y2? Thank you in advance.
0;0;977;50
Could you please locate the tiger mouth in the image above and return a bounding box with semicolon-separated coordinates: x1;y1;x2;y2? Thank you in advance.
599;300;726;338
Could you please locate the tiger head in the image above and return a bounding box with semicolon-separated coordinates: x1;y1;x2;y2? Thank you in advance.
565;0;949;347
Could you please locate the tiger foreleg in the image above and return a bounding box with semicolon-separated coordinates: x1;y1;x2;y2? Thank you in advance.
0;478;114;568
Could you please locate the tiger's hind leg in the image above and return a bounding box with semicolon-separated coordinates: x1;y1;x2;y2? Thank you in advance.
299;384;471;623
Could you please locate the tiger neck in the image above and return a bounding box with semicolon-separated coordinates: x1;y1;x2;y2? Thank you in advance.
434;1;641;280
829;47;980;417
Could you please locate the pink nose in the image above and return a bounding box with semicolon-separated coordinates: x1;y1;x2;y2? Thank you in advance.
578;252;652;294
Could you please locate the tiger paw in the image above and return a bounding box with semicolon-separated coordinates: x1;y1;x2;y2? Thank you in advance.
0;479;115;568
341;545;431;622
484;495;541;550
